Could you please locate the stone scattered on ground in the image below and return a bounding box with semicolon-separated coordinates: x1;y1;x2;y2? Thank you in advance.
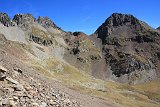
0;65;83;107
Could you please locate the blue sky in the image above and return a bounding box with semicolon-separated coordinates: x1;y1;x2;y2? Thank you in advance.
0;0;160;34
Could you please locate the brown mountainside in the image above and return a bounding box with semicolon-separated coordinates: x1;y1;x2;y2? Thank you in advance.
0;12;160;107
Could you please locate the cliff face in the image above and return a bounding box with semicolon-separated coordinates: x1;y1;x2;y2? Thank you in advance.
0;12;160;84
92;13;160;84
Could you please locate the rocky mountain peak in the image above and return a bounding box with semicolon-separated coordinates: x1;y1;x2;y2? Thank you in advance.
37;16;60;29
0;12;15;27
104;13;140;27
13;14;35;27
94;13;147;44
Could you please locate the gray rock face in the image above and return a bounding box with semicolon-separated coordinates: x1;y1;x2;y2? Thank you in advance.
91;13;160;83
0;73;6;81
37;16;60;29
13;14;35;29
109;54;152;77
95;13;142;44
0;65;7;81
0;13;15;27
29;34;53;46
105;13;140;27
157;26;160;30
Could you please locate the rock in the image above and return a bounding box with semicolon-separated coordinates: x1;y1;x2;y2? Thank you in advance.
0;73;6;81
110;54;152;77
95;13;142;44
49;100;57;106
24;85;33;91
11;84;25;91
13;96;19;101
2;99;16;107
0;65;8;73
37;16;61;29
40;102;47;107
4;87;14;92
63;99;72;106
40;93;45;97
13;91;25;97
0;12;14;27
73;32;86;36
32;102;39;106
29;34;53;46
0;65;7;81
105;13;139;27
2;99;9;106
13;14;35;30
9;100;17;107
28;90;37;96
6;77;19;84
13;67;23;74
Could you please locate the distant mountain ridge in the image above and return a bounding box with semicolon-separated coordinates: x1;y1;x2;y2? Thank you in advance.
0;12;160;84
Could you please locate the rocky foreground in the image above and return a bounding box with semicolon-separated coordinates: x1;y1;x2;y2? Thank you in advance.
0;49;114;107
0;65;83;107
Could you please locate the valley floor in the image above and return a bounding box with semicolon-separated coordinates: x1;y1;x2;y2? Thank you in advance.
0;45;160;107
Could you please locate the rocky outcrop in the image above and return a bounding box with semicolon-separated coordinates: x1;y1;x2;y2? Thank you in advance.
73;32;86;36
109;54;152;77
0;13;15;27
29;34;53;46
103;13;140;27
37;16;60;29
95;13;143;44
91;13;160;83
131;35;155;43
0;65;7;81
13;14;35;29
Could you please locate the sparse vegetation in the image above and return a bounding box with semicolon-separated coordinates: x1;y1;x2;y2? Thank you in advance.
132;54;148;63
26;57;160;107
32;27;49;39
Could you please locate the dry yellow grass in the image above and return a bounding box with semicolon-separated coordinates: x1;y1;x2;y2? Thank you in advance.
27;58;160;107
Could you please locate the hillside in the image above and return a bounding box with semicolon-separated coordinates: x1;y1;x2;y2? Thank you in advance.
0;12;160;107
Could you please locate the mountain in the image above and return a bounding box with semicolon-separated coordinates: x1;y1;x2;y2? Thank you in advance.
92;13;160;84
0;12;160;107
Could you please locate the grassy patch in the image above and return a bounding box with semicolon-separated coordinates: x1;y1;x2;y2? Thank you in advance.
132;54;148;63
32;27;50;39
27;58;160;107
